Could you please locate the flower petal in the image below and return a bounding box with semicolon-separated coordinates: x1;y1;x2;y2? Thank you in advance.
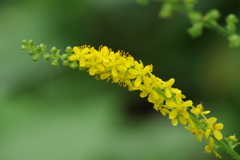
176;94;182;106
165;88;172;98
111;68;118;77
180;110;189;119
169;109;178;119
179;116;187;125
140;91;148;98
134;76;142;87
213;130;223;140
172;118;178;126
166;100;177;108
143;76;152;87
182;100;193;108
215;123;224;130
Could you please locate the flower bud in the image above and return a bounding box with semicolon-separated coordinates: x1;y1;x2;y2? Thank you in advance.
159;2;172;18
36;45;42;52
188;11;202;22
21;45;27;50
51;47;58;54
70;61;78;69
228;34;240;48
226;14;238;24
43;54;51;60
188;22;203;38
39;43;46;51
62;60;69;67
32;54;39;61
51;59;58;67
22;39;28;46
65;46;73;53
29;50;35;55
204;9;220;21
61;54;68;60
28;40;34;46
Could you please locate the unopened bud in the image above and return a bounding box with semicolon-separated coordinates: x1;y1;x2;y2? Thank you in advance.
43;54;51;60
21;45;27;50
70;61;78;69
32;54;39;61
65;46;73;53
51;59;58;67
62;60;69;67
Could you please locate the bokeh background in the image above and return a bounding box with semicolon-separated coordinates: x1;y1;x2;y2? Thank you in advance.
1;0;240;159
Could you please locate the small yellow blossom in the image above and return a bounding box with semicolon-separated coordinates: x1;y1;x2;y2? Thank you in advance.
127;61;153;87
185;126;205;141
165;94;193;126
162;78;175;98
138;75;161;103
205;137;222;158
205;117;224;140
191;103;210;118
229;134;237;140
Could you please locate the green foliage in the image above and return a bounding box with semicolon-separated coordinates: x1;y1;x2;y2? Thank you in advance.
145;0;240;48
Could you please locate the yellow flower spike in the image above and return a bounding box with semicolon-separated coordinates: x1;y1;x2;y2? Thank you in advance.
25;41;240;159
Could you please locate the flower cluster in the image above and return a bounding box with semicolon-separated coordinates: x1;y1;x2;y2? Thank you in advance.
69;45;226;157
21;40;240;159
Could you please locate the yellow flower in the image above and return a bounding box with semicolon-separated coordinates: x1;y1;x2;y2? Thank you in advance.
165;94;193;126
229;134;237;140
191;103;210;117
103;51;127;78
205;117;224;140
184;118;205;141
127;60;153;87
153;98;169;116
204;137;222;158
162;78;175;98
69;46;94;67
85;56;105;76
138;75;161;103
185;126;205;141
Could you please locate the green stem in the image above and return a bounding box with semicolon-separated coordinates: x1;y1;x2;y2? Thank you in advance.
212;136;240;160
190;114;240;159
156;0;231;37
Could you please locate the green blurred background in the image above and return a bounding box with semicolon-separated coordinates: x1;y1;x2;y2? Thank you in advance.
1;0;240;159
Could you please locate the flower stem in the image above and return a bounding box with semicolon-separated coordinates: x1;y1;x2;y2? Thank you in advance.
213;136;240;160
